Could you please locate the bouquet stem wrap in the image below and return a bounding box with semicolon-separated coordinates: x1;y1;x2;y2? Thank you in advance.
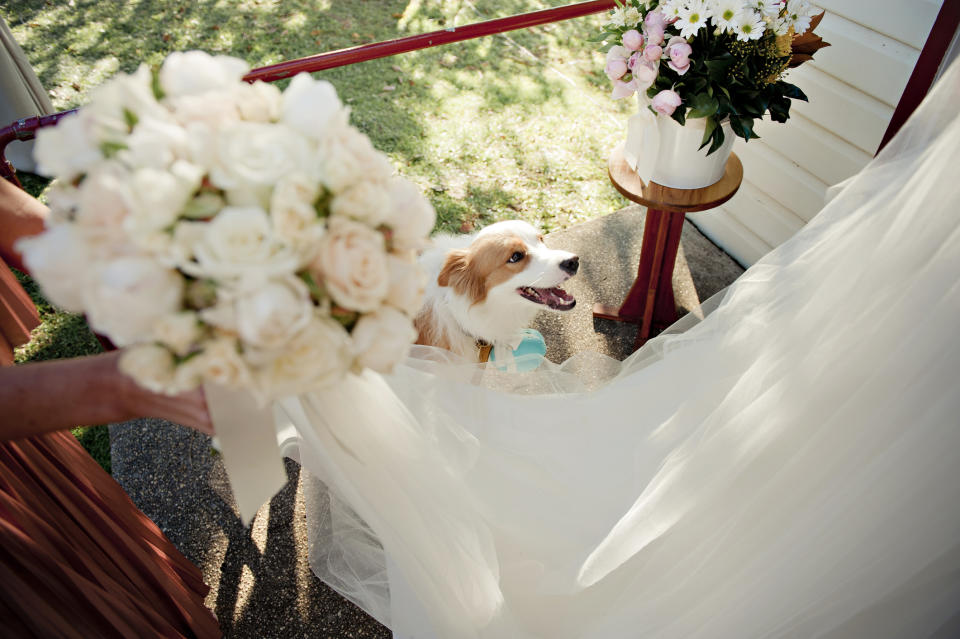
203;383;288;524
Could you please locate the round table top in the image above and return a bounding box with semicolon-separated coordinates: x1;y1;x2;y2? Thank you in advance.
607;144;744;213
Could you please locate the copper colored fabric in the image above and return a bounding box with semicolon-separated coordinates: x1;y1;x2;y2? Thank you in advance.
0;257;38;365
0;260;220;638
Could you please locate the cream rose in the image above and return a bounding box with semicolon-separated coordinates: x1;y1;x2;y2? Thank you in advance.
33;112;102;179
330;180;390;226
84;65;171;142
270;173;324;251
209;121;310;189
316;124;395;194
383;178;436;250
83;256;184;346
119;344;179;395
351;307;417;373
120;116;191;170
125;161;203;233
152;311;202;356
194;336;251;389
16;225;91;312
75;162;133;246
237;80;282;123
254;315;351;398
281;73;343;139
159;51;250;98
311;217;389;313
234;276;314;351
192;206;298;280
385;254;427;316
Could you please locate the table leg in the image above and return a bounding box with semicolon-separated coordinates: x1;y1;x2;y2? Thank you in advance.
592;207;685;350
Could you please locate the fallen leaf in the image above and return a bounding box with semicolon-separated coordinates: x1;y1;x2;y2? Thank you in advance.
311;29;321;36
392;12;403;19
459;220;475;233
210;24;220;31
162;33;171;42
391;65;403;73
382;85;396;92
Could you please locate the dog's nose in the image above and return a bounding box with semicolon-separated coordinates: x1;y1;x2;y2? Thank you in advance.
559;256;579;275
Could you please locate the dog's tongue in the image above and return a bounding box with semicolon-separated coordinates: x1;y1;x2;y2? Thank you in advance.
518;286;576;311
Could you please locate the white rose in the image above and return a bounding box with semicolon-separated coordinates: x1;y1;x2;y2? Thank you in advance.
237;81;282;122
316;123;394;193
254;315;351;398
191;206;298;279
75;161;133;245
233;276;314;350
84;257;184;346
194;336;251;389
16;225;91;311
125;160;203;233
119;343;180;395
120;116;190;170
209;121;310;189
385;254;426;316
311;217;389;312
166;93;241;129
162;220;206;268
44;181;81;225
330;180;390;226
383;178;436;250
270;173;324;251
152;311;202;356
159;51;250;98
282;73;344;139
33;112;102;179
84;65;170;142
351;307;417;373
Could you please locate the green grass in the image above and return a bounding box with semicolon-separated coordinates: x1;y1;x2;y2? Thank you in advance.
2;0;636;470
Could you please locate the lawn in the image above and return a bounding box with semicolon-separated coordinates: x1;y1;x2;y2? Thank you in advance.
2;0;635;470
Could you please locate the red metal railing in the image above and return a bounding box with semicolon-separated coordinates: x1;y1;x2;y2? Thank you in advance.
0;0;616;186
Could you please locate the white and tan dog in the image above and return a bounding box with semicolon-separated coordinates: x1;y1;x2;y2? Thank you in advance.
414;220;578;360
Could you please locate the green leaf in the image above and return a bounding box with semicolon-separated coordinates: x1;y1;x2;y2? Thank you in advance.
150;67;165;100
100;140;128;158
769;95;791;123
780;82;808;101
299;271;327;302
671;108;686;126
587;31;611;42
687;92;719;119
123;108;138;130
707;126;727;155
698;116;718;150
729;116;760;142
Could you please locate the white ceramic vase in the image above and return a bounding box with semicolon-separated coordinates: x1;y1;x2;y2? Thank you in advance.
649;115;735;190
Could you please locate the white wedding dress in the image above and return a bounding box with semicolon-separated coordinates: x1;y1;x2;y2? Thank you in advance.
282;59;960;638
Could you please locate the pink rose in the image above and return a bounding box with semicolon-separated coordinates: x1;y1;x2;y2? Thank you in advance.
605;57;628;81
631;60;659;90
643;45;663;62
644;24;665;46
644;10;667;30
622;29;644;51
651;89;682;116
611;78;638;100
666;36;692;75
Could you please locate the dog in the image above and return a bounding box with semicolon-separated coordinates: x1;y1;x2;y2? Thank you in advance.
414;220;579;361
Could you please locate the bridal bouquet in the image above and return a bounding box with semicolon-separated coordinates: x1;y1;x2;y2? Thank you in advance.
597;0;828;153
19;51;435;402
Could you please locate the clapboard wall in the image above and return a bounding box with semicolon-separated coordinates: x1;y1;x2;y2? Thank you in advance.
687;0;944;266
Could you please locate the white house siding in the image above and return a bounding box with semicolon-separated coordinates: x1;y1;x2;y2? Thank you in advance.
687;0;944;266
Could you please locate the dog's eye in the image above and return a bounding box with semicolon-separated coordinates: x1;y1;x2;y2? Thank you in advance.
507;251;525;264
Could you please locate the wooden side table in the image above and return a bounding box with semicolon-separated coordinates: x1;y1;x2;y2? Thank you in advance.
594;145;743;350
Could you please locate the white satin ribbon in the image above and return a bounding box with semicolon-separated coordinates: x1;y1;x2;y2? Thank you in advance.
203;382;289;525
623;94;660;185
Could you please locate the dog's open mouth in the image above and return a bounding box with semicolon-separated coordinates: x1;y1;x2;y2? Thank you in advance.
517;286;576;311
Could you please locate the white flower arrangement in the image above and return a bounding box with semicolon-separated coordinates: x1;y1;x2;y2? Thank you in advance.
20;51;435;401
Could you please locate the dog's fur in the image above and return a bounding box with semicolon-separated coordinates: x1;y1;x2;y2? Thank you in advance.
414;221;578;359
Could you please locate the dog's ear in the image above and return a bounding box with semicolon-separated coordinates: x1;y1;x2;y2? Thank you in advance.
437;249;468;287
438;248;487;304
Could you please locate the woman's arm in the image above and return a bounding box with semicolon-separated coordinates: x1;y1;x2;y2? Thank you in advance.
0;350;213;440
0;177;48;272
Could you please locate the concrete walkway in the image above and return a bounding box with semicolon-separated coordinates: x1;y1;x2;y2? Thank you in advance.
110;205;744;638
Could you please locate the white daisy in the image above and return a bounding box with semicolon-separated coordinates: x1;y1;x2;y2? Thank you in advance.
660;0;685;23
771;15;791;35
733;9;766;41
748;0;782;17
711;0;743;33
678;0;711;38
784;0;814;34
